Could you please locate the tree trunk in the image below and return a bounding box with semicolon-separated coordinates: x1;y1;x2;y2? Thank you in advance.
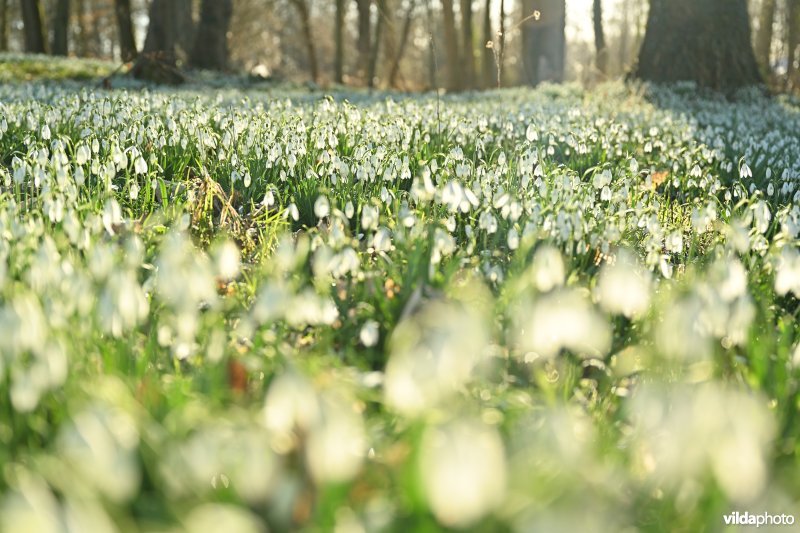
426;0;436;89
135;0;186;83
114;0;137;61
388;0;415;88
0;0;8;52
754;0;775;72
335;0;345;83
75;0;89;56
175;0;194;61
441;0;461;91
789;0;800;90
367;0;385;88
381;0;397;87
460;0;475;89
20;0;46;53
592;0;607;77
520;0;565;86
290;0;318;83
190;0;233;71
634;0;762;91
51;0;69;55
355;0;371;83
618;0;630;73
143;0;194;61
482;0;494;88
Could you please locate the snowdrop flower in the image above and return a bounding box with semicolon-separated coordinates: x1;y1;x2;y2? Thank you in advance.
665;231;683;254
359;320;380;347
595;250;651;318
739;161;752;179
314;195;330;219
361;204;379;230
775;246;800;297
516;289;611;360
133;155;147;175
752;200;771;234
420;419;506;528
101;199;123;236
215;241;241;280
384;299;488;416
529;245;565;292
372;227;392;252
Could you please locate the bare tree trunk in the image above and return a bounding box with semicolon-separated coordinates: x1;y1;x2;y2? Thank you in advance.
482;0;494;88
521;0;565;86
335;0;345;83
135;0;186;82
367;0;385;88
0;0;8;51
190;0;233;71
498;0;506;84
75;0;89;56
114;0;137;61
388;0;416;88
592;0;607;77
789;0;800;89
381;0;397;87
441;0;461;91
635;0;762;91
426;0;436;89
755;0;776;78
20;0;46;53
460;0;475;89
290;0;319;83
175;0;194;61
51;0;69;55
618;0;630;73
355;0;371;83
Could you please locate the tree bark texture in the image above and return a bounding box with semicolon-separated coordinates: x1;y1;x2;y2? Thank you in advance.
634;0;762;90
520;0;566;86
51;0;69;56
460;0;475;89
190;0;233;71
115;0;138;61
441;0;461;91
20;0;46;53
593;0;607;77
355;0;372;82
335;0;345;83
290;0;318;82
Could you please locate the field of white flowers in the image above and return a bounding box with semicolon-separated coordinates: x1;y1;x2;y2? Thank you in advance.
1;72;799;531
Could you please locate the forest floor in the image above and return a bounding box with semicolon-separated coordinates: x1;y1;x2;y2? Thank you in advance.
1;54;800;531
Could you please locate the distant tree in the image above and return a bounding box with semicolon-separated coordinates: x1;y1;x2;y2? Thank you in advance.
114;0;137;61
387;0;416;88
74;0;89;56
142;0;194;63
334;0;345;83
0;0;8;52
441;0;461;90
190;0;233;71
20;0;46;53
755;0;776;77
617;0;631;72
355;0;372;82
635;0;761;90
51;0;69;56
482;0;494;88
368;0;385;87
592;0;607;77
520;0;566;86
789;0;800;89
289;0;318;82
460;0;475;89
